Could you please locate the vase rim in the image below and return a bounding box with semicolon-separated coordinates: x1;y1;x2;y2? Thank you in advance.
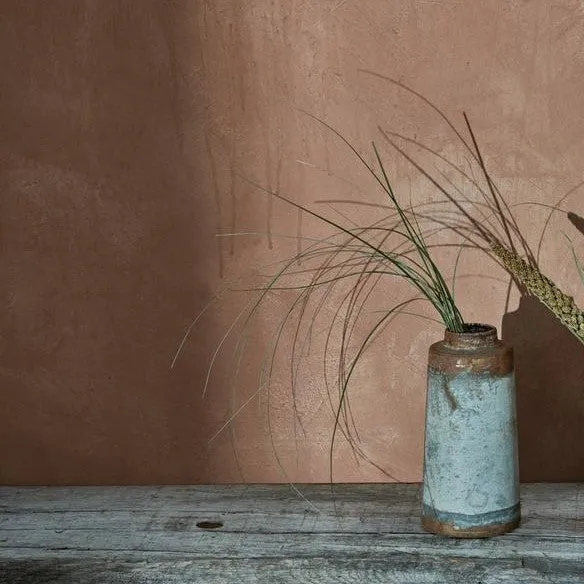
444;323;498;347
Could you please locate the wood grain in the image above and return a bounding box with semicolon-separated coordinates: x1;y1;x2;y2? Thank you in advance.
0;484;582;583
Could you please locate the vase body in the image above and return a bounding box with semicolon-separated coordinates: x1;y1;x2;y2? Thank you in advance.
421;324;520;538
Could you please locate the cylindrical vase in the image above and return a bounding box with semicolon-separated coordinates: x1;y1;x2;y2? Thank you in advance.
421;324;520;538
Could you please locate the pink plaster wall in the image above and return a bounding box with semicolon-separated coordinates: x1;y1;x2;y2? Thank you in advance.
2;1;583;484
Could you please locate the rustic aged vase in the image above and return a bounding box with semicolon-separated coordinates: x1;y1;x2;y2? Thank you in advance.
421;324;520;538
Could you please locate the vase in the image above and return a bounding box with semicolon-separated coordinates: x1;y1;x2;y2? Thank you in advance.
421;323;520;537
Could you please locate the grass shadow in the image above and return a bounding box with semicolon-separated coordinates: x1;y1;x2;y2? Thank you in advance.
502;295;584;481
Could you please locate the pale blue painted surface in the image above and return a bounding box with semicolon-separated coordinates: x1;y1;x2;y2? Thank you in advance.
422;369;519;527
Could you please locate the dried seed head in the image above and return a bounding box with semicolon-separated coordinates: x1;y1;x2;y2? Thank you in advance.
492;243;584;345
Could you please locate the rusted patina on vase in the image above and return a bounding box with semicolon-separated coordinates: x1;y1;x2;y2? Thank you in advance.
421;324;520;538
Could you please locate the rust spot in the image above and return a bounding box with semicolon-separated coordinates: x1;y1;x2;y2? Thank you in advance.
429;324;513;377
422;514;520;538
442;377;457;411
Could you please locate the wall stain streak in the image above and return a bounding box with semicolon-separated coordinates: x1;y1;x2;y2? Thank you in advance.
204;130;224;279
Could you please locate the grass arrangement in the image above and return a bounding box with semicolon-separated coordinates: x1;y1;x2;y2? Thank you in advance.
186;127;522;479
175;77;583;481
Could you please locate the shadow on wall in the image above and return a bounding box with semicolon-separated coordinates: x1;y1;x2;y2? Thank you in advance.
503;295;584;481
0;1;223;484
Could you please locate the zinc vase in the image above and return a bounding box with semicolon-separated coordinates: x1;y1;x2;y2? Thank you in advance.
421;324;520;538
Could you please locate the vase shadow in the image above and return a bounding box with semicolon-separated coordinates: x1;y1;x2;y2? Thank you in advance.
502;295;584;481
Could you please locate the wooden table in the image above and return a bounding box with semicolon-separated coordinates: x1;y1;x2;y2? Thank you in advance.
0;483;582;583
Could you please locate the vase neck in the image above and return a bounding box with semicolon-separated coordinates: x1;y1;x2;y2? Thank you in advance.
444;324;498;349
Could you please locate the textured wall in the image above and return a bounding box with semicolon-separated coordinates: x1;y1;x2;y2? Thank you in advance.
2;1;583;484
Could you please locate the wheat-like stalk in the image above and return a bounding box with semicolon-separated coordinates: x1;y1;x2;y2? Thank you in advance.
492;243;584;344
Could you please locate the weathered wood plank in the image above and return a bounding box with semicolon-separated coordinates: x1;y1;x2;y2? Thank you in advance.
0;484;582;583
1;483;581;512
0;509;421;534
1;530;582;560
0;556;582;584
0;508;581;537
1;484;581;536
0;483;422;512
1;483;580;520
